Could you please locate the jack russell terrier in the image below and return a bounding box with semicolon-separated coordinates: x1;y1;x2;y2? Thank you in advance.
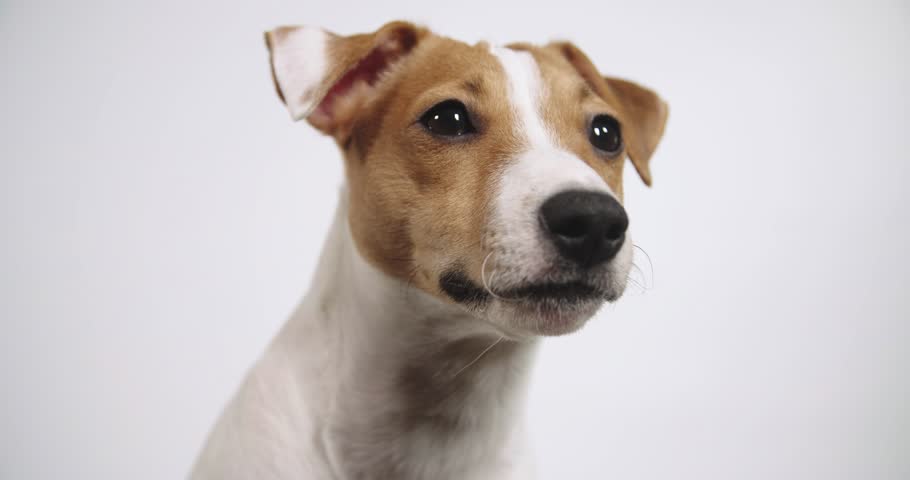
191;20;667;480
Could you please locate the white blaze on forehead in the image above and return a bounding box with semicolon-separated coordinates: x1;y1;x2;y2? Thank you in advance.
489;46;554;149
488;45;608;195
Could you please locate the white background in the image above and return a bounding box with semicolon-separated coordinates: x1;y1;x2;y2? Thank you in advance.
2;0;908;478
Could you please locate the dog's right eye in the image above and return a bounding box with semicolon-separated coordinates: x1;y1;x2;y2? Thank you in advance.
420;100;476;137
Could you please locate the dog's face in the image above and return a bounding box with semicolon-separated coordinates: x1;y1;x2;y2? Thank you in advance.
266;22;667;337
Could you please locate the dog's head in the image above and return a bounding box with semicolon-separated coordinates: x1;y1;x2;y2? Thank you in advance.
266;21;667;337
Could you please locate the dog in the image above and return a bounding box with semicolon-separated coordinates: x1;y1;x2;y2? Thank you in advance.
191;20;667;480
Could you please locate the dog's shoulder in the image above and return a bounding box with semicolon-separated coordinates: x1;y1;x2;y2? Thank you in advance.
190;343;333;479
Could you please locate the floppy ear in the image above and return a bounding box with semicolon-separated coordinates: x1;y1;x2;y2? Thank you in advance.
550;42;668;186
265;21;426;135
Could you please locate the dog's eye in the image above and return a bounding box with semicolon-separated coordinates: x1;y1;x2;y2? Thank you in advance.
420;100;476;137
589;114;622;154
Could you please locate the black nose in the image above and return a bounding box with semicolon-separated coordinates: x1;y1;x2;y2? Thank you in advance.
539;190;629;268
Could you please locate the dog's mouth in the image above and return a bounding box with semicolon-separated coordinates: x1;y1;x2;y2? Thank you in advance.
498;281;602;303
438;267;617;335
438;269;607;307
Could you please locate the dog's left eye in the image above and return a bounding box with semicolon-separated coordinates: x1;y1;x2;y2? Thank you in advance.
420;100;476;137
589;114;622;154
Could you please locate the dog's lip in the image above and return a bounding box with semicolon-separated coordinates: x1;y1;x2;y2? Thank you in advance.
499;281;604;303
439;267;612;307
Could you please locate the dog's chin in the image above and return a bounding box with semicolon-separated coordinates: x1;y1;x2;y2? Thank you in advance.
438;270;624;337
492;292;607;336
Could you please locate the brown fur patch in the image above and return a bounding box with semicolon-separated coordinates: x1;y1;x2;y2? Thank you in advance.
523;45;629;199
341;37;521;297
546;41;668;186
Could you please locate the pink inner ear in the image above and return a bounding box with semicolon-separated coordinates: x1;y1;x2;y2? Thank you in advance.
314;46;399;121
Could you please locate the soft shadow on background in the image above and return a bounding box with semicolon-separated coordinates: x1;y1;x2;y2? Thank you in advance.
2;0;908;478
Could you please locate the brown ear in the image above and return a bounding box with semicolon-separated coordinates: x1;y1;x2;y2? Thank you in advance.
550;42;668;186
264;21;426;135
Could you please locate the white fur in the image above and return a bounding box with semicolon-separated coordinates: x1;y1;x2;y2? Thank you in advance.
268;26;328;120
191;190;538;479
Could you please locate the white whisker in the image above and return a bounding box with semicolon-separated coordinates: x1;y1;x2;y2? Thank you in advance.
481;251;507;300
451;336;504;379
632;244;654;289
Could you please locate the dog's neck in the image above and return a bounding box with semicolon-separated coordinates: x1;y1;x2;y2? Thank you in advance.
279;188;538;479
